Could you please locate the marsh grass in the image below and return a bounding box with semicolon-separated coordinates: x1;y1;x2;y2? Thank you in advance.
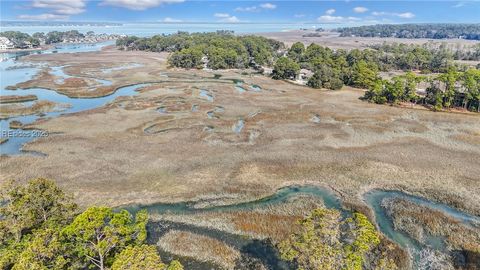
382;197;480;268
158;230;240;270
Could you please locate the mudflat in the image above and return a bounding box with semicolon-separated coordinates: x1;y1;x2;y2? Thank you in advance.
1;46;479;218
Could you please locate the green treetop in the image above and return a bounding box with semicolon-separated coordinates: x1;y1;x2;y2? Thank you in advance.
278;208;397;270
272;57;301;80
62;207;148;270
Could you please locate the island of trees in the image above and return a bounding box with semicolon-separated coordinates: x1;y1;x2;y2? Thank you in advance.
337;23;480;40
116;31;284;69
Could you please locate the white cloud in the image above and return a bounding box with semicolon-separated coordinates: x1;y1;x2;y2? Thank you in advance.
18;0;86;20
317;15;360;23
371;11;385;16
214;13;230;18
397;12;415;18
160;17;182;22
31;0;86;15
353;6;368;13
221;16;240;23
214;13;240;23
235;2;277;12
317;8;361;23
235;6;258;12
325;9;336;15
17;13;69;20
372;11;415;19
101;0;184;10
452;2;465;8
260;3;276;10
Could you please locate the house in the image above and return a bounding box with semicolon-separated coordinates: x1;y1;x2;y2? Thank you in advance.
295;68;314;85
415;81;430;96
0;37;15;50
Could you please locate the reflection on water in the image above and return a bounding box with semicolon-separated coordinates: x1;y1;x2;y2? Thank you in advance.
232;119;245;133
0;41;142;155
199;89;214;102
365;190;480;267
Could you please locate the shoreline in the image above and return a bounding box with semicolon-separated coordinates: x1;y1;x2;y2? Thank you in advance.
0;39;116;54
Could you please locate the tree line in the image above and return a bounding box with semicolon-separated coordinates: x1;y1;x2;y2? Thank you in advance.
0;30;108;48
337;24;480;40
369;42;480;63
116;31;284;70
271;42;480;112
272;41;458;89
0;178;183;270
363;68;480;112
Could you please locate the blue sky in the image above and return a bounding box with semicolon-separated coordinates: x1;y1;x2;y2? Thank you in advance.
1;0;479;24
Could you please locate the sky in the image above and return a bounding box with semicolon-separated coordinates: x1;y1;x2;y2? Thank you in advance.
1;0;480;24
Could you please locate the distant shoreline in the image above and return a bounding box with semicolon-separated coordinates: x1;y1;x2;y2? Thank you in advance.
0;45;51;53
256;29;480;49
0;40;116;53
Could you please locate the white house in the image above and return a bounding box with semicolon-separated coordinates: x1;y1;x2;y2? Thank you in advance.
0;37;15;50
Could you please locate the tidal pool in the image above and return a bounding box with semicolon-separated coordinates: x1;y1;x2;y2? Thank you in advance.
310;114;321;123
191;104;199;112
232;119;245;133
235;84;246;93
250;84;262;92
199;89;214;102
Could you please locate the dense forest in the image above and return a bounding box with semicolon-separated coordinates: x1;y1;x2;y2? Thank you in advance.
0;179;400;270
0;179;183;270
369;42;480;62
337;24;480;40
363;69;480;112
278;41;458;84
116;31;284;69
279;42;480;112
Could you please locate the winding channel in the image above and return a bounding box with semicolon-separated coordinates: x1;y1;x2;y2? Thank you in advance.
0;41;149;155
127;186;480;269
